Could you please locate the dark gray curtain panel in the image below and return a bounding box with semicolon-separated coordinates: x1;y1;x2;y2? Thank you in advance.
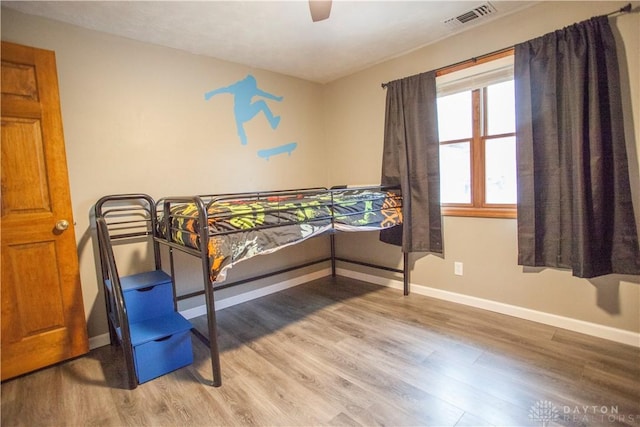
514;16;640;278
380;71;443;254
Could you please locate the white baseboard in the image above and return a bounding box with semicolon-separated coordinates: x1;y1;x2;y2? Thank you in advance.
179;267;332;319
89;266;639;349
89;333;112;350
337;267;640;348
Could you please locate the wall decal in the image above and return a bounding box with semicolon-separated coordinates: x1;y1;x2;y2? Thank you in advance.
205;74;298;160
257;142;298;160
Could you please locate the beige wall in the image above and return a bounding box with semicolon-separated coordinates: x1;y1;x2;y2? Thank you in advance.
326;1;640;334
1;8;330;339
2;1;639;341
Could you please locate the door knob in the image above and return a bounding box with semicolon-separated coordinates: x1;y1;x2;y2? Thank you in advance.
55;219;70;231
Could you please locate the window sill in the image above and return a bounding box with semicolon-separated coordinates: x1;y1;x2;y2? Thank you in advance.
441;206;517;219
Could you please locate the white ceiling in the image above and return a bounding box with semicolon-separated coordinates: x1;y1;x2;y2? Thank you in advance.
2;1;537;83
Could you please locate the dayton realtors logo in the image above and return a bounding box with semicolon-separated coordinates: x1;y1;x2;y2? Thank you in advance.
528;400;559;426
529;400;638;426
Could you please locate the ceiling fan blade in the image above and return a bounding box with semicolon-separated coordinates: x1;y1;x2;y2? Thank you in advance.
309;0;332;22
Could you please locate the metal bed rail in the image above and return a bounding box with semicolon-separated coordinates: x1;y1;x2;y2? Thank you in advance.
95;217;139;389
94;194;161;342
158;185;402;239
200;186;328;203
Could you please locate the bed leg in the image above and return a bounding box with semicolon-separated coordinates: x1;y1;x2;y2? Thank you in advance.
169;247;178;312
204;280;222;387
403;252;410;296
330;233;336;277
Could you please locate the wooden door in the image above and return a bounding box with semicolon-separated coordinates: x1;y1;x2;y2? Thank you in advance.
1;41;89;380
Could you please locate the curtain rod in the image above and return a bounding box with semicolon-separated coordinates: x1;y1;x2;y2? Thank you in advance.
607;3;632;16
381;46;513;89
381;3;632;89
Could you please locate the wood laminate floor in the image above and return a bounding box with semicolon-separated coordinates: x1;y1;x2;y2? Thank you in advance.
2;276;639;426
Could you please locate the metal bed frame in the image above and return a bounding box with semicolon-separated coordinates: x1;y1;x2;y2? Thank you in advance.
95;186;408;388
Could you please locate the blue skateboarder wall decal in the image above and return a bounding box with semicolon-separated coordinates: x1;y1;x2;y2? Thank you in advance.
204;75;280;146
204;74;298;159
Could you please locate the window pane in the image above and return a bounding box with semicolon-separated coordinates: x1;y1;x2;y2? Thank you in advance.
437;91;472;141
486;80;515;135
485;136;517;204
440;142;471;204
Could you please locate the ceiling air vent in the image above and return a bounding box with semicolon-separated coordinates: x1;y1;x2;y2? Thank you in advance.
444;2;497;29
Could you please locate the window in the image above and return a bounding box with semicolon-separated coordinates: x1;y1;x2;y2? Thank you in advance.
436;50;517;218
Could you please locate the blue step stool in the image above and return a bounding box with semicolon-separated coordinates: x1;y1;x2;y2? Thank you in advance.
129;312;193;384
105;270;194;384
120;270;174;322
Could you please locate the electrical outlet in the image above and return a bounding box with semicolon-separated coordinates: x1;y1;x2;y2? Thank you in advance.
454;262;463;276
